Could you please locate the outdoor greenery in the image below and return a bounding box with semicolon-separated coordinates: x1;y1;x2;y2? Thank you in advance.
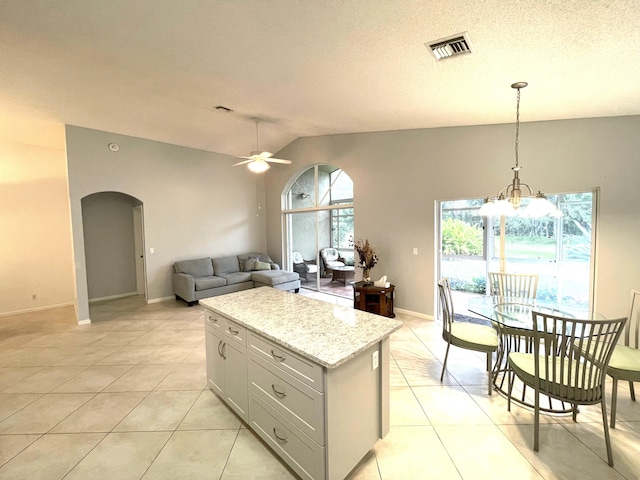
440;193;594;307
442;218;483;256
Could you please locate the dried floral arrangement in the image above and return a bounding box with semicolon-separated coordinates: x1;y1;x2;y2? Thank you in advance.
349;236;379;280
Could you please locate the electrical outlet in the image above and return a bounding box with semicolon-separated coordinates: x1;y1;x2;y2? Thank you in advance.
412;247;418;255
371;350;379;370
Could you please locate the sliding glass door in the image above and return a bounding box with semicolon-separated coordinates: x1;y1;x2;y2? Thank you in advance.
438;190;597;309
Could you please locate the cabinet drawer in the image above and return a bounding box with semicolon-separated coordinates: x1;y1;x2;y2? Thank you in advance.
249;333;324;393
249;353;324;445
249;392;325;480
204;309;225;331
224;319;247;346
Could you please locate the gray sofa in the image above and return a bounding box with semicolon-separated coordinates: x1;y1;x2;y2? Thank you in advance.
173;252;300;306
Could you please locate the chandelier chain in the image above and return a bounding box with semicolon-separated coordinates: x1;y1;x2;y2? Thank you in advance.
515;87;521;168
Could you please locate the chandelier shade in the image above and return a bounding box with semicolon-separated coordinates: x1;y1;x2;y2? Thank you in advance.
479;82;562;218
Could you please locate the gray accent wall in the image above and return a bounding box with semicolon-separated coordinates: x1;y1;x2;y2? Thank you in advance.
81;192;139;300
66;126;267;322
266;116;640;319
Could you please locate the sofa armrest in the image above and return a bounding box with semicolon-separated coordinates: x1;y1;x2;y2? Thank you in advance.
270;263;281;270
173;273;196;302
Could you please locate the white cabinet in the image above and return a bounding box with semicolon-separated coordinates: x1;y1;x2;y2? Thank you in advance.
203;302;393;480
204;310;248;422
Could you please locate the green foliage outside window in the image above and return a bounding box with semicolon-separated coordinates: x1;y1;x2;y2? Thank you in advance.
442;218;483;256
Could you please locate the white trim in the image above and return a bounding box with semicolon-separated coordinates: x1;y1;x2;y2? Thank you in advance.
0;302;75;318
395;307;434;321
148;295;176;304
88;292;138;303
77;318;91;325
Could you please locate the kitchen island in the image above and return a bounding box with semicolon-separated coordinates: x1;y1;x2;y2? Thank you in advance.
201;287;402;480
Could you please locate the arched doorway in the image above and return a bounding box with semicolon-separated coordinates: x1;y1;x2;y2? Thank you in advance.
81;191;146;302
282;165;354;298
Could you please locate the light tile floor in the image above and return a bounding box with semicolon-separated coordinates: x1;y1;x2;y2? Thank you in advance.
1;292;639;480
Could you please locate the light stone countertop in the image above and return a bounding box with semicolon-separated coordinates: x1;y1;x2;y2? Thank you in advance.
200;287;403;369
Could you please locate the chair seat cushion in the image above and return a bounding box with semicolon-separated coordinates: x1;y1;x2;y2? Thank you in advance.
307;264;318;274
449;322;498;351
509;352;601;400
194;276;226;290
608;345;640;380
326;261;345;268
252;270;299;286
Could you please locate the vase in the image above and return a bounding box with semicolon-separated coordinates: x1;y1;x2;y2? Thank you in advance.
362;268;370;281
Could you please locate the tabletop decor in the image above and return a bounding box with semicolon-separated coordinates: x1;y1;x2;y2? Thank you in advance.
350;236;379;283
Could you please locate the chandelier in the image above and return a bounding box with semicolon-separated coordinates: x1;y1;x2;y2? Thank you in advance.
479;82;562;218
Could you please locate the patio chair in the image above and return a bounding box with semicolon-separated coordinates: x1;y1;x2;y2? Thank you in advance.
489;272;538;300
608;289;640;428
438;278;499;395
508;311;626;466
292;251;317;283
320;248;345;277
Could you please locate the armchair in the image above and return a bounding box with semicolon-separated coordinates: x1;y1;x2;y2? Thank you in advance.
320;248;345;277
292;251;318;283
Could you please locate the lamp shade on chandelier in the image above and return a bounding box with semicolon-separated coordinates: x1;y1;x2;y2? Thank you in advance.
479;82;562;218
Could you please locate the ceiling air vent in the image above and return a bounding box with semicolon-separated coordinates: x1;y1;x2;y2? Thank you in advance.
427;32;473;60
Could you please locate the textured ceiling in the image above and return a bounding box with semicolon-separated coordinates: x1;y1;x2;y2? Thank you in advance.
1;0;639;158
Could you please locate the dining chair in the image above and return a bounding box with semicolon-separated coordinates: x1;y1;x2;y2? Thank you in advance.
489;272;538;299
438;278;499;395
508;311;626;466
608;289;640;428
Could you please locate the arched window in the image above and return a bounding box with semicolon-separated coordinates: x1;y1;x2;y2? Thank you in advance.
283;165;354;297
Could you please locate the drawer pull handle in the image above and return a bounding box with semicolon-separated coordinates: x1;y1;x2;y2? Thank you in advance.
273;428;288;443
271;350;286;362
228;327;239;335
271;384;287;397
209;315;218;323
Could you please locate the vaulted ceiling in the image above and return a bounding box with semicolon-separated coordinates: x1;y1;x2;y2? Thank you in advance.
2;1;639;159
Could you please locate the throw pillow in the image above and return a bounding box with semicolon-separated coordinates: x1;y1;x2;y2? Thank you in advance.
254;260;271;271
243;258;257;272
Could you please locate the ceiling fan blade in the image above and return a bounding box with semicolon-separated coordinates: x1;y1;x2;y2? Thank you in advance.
265;158;292;164
232;159;253;166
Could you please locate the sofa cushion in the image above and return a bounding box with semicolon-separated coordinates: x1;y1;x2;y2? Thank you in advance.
242;257;258;272
251;270;299;286
194;276;227;291
220;272;253;285
238;253;261;272
254;260;271;271
212;255;241;275
174;258;213;278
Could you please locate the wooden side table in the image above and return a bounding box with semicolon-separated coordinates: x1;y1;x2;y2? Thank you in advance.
352;281;395;318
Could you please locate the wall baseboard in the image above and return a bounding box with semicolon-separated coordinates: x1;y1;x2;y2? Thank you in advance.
148;295;176;304
394;307;434;321
0;302;76;318
88;292;138;303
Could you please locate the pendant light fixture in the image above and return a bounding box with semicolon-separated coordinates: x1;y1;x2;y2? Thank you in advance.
479;82;561;218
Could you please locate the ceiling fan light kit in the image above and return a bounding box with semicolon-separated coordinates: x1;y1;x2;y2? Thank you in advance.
479;82;562;218
233;118;292;173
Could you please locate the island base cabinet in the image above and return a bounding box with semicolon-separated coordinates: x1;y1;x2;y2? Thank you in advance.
205;313;248;422
205;323;224;397
249;391;325;480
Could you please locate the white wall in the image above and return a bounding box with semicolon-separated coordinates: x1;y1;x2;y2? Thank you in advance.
0;116;75;316
66;126;267;322
266;116;640;320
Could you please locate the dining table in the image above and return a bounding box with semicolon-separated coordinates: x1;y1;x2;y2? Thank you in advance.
467;295;604;414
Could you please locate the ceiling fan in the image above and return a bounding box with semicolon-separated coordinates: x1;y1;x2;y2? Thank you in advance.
233;118;292;173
